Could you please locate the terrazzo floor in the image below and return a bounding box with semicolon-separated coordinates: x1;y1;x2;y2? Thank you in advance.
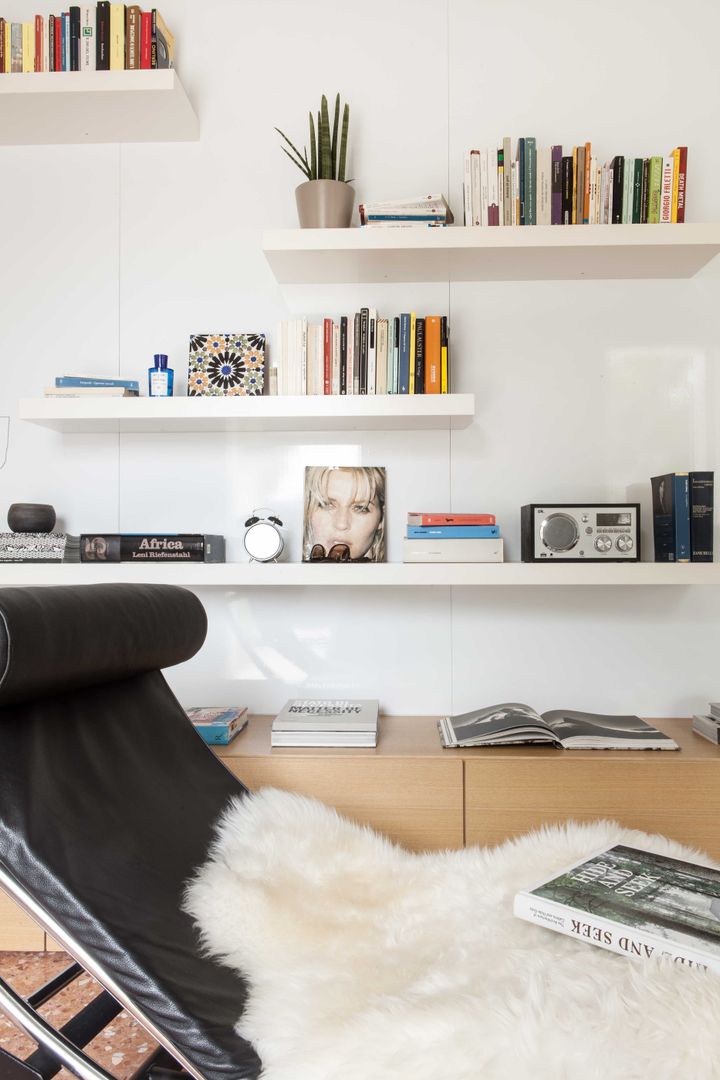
0;951;159;1078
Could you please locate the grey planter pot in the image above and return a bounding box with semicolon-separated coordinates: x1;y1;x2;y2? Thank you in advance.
295;179;355;228
8;503;56;533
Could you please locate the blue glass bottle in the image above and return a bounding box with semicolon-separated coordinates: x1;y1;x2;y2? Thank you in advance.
148;353;174;397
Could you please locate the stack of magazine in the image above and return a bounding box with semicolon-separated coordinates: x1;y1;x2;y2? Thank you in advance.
692;704;720;745
271;699;379;747
438;702;679;750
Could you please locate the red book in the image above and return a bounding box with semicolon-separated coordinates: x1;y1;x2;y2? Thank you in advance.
406;513;497;527
140;11;152;68
323;319;332;395
34;15;43;70
54;17;62;72
677;146;688;224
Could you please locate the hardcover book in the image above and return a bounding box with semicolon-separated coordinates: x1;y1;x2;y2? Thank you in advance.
188;333;266;397
692;714;720;745
514;844;720;973
689;471;714;562
439;703;678;750
407;513;496;526
406;525;500;539
651;473;691;562
187;707;248;745
402;537;503;563
273;698;379;731
80;534;225;563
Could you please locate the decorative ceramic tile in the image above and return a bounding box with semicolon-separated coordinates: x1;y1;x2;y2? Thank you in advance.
188;333;266;396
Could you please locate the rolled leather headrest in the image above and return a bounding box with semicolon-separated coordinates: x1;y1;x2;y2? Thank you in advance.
0;583;207;708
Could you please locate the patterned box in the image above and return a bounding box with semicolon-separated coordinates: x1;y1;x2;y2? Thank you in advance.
188;333;266;396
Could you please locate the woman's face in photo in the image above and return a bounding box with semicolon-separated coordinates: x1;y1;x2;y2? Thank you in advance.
310;471;382;559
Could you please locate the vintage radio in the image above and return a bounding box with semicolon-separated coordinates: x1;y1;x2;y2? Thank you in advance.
521;504;641;562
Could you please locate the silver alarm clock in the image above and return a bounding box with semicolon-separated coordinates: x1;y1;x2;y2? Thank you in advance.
243;508;285;562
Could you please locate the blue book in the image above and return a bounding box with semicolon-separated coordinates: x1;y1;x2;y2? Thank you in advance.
398;313;411;395
406;525;500;539
56;376;140;391
366;214;446;222
186;707;248;745
62;12;69;70
525;136;537;225
673;473;691;562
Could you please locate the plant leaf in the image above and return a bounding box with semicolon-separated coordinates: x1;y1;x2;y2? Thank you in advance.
338;102;349;183
280;145;311;180
320;95;332;180
331;93;340;181
309;112;317;181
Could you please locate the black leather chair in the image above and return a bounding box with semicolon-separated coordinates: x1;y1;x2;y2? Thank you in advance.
0;584;262;1080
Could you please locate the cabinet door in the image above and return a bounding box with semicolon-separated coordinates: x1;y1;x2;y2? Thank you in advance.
465;758;720;860
0;889;45;951
225;757;464;852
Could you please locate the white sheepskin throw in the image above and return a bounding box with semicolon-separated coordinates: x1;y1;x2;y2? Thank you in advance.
184;789;720;1080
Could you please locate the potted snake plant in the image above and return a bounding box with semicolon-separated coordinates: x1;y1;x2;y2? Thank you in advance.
276;93;354;228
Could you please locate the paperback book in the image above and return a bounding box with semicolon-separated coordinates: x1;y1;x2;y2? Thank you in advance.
514;844;720;973
186;707;248;745
438;703;678;750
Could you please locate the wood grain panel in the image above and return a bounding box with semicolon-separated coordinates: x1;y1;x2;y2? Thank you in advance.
465;810;720;862
0;890;45;951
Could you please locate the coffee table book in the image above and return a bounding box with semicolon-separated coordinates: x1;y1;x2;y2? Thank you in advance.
271;698;379;748
514;844;720;973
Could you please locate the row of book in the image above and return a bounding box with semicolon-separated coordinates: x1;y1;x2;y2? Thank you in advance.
463;140;688;227
44;375;140;397
273;314;450;397
271;699;379;748
358;194;454;228
0;4;173;73
651;471;713;562
0;533;225;562
692;703;720;746
402;512;503;563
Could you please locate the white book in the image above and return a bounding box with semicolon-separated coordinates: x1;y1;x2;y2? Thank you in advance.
588;157;597;224
487;147;499;225
537;147;552;226
402;538;504;563
376;318;388;395
271;731;377;747
367;308;377;395
623;158;633;224
305;323;316;396
480;150;490;227
300;317;308;396
660;155;674;222
42;16;49;71
331;322;340;396
470;151;481;226
291;319;300;395
274;698;379;732
601;163;609;224
80;4;96;70
463;153;473;227
511;160;518;225
278;321;287;396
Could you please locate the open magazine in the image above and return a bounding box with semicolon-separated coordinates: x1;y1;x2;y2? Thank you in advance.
439;702;679;750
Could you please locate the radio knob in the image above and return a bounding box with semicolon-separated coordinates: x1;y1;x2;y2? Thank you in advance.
540;513;580;553
594;535;613;552
616;535;634;552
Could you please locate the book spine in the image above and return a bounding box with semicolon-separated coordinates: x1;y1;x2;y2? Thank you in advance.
517;138;525;225
525;137;536;225
399;313;410;395
331;322;340;395
96;2;110;69
409;313;417;394
660;155;674;223
671;147;681;223
632;158;643;223
551;145;562;225
651;473;676;561
0;19;5;74
622;157;633;224
513;892;719;974
583;141;591;223
407;514;496;526
359;308;368;394
126;5;139;68
676;146;688;223
503;137;513;225
571;146;577;224
440;316;449;394
34;15;43;71
375;318;388;395
648;156;663;223
537;148;551;226
352;313;361;395
62;14;69;70
69;6;80;70
55;377;140;389
689;471;714;562
151;7;157;68
575;146;585;225
480;150;489;226
561;157;573;225
413;317;425;395
463;152;473;227
407;525;500;539
339;316;348;395
640;158;650;223
425;315;441;394
390;317;400;394
611;156;624;224
140;10;152;68
323;317;332;396
80;5;95;70
367;309;377;395
109;2;124;69
673;473;691;562
80;535;212;562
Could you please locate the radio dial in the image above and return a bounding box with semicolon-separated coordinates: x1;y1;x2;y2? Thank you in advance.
616;535;634;552
540;513;580;553
594;535;612;552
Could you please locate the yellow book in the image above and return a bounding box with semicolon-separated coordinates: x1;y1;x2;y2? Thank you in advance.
409;313;416;394
440;319;448;395
110;3;125;70
671;147;681;223
21;21;34;73
571;146;578;224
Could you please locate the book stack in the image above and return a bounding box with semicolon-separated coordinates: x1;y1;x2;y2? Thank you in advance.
273;312;449;396
271;699;379;747
0;532;80;562
692;705;720;745
651;472;714;562
186;707;248;746
0;5;174;73
358;194;453;228
44;376;139;398
463;140;688;226
402;512;503;563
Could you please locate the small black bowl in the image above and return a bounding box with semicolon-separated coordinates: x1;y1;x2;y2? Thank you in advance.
7;503;57;533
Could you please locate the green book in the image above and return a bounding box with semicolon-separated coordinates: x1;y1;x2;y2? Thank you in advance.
524;137;537;225
647;156;663;223
632;158;643;223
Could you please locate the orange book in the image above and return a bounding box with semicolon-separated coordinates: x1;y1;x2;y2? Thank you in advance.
583;141;591;223
424;316;441;394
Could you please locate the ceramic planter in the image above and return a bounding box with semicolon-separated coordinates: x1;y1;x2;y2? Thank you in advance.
295;179;355;228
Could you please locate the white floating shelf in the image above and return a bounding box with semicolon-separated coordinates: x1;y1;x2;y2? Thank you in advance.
0;70;198;145
263;223;720;283
0;563;717;588
18;394;475;433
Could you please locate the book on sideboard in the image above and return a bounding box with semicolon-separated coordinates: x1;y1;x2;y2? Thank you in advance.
186;707;248;745
272;698;379;747
514;844;720;974
439;703;679;750
651;472;714;562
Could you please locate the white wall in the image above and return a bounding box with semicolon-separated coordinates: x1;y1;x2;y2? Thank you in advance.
1;0;718;719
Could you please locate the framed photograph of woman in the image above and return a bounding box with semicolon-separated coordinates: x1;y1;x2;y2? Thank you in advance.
303;466;386;563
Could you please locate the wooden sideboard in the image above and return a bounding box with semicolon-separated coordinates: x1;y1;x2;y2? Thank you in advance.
2;717;718;951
